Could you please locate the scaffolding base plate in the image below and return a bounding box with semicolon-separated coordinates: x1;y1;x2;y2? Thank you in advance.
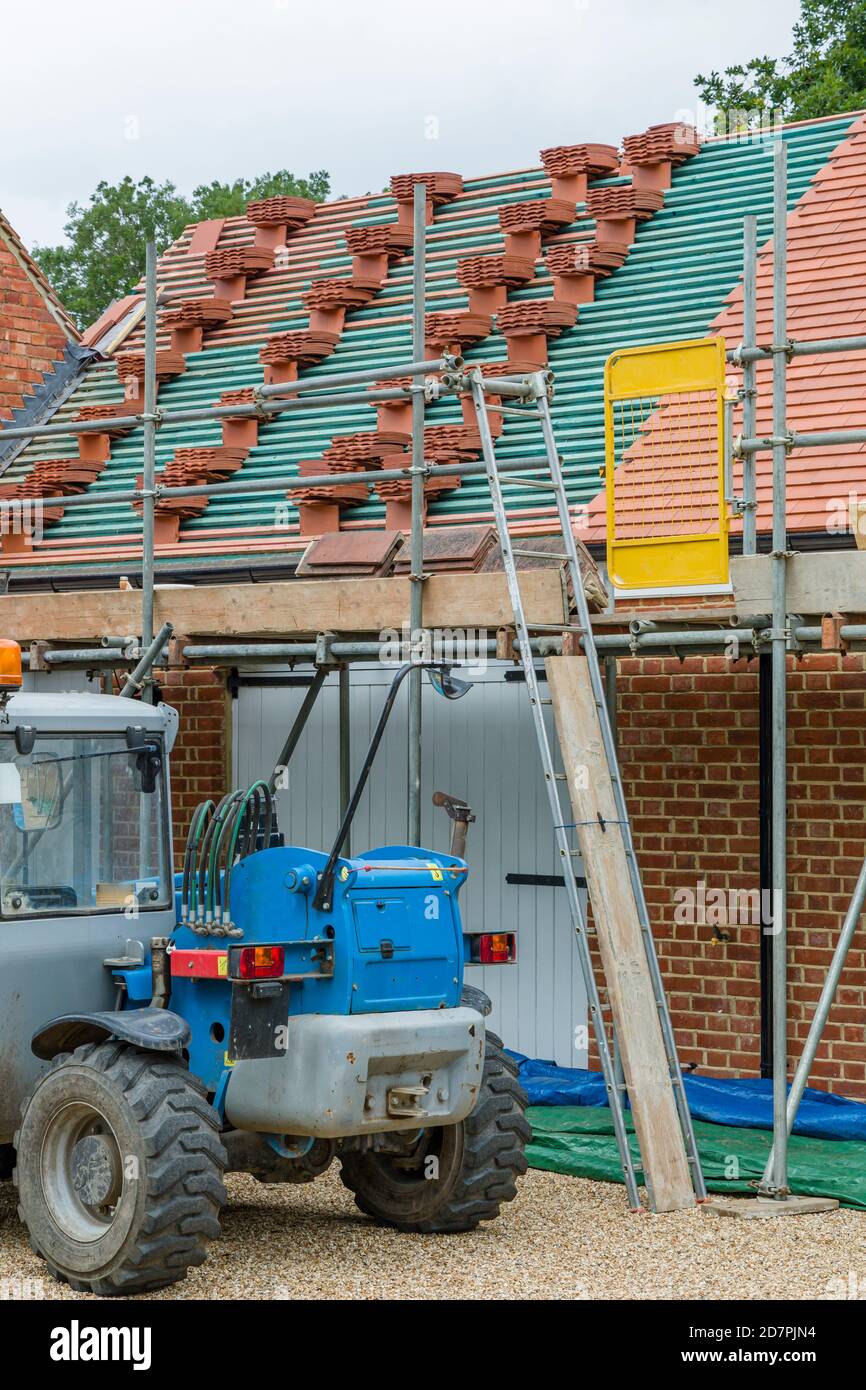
702;1194;839;1219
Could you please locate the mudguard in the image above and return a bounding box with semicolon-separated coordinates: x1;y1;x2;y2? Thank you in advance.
461;984;492;1017
31;1007;191;1060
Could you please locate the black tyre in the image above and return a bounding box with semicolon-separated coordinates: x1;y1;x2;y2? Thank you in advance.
0;1144;14;1182
339;1031;529;1233
14;1041;227;1296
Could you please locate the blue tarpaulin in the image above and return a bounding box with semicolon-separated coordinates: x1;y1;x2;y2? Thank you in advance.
508;1052;866;1143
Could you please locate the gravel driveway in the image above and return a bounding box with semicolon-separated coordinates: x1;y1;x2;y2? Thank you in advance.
2;1167;865;1301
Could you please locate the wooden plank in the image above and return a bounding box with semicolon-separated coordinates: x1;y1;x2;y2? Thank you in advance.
544;655;695;1212
1;570;566;644
731;552;866;618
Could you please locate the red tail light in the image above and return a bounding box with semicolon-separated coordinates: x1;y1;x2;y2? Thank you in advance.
236;945;285;979
472;933;516;964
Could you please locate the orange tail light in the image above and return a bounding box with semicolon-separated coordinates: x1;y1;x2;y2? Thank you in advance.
0;640;22;692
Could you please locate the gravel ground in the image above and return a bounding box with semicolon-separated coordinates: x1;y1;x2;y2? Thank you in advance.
2;1167;865;1301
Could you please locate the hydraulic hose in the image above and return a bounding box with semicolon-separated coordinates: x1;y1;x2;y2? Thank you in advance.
180;781;273;938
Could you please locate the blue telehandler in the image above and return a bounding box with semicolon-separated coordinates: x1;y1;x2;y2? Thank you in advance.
0;645;528;1295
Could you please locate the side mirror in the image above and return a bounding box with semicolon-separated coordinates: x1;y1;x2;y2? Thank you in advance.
14;759;62;831
427;665;473;700
136;746;162;795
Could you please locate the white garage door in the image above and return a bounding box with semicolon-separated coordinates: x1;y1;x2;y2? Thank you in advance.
232;662;588;1066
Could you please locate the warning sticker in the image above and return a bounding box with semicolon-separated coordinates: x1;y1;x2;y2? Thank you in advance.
428;862;444;882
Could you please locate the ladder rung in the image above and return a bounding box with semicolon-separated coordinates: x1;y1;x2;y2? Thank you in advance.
486;404;530;417
513;548;569;560
500;477;559;491
524;622;586;633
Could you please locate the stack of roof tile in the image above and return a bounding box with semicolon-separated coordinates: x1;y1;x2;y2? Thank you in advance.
368;375;414;432
456;253;536;313
622;122;700;167
344;223;413;279
585;184;665;242
159;296;234;353
73;402;137;435
246;195;316;235
373;469;460;530
114;348;187;400
392;524;497;574
296;529;404;577
390;172;463;229
259;329;341;384
424;310;492;355
218;386;260;448
159;297;234;328
72;401;138;466
544;240;630;303
371;422;480;529
0;456;106;550
498;199;576;258
288;457;370;535
539;143;619;200
302;276;382;332
167;446;249;480
133;446;249;544
496;300;578;368
622;122;700;192
322;429;411;473
204;244;275;300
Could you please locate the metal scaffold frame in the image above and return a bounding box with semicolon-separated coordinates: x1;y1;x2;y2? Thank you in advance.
4;137;866;1207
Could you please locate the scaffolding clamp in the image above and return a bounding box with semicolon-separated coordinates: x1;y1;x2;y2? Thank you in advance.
251;387;273;420
423;376;443;404
771;339;795;362
314;631;339;668
786;614;804;654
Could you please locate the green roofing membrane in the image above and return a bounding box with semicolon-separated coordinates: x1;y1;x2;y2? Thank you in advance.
10;117;854;569
527;1105;866;1208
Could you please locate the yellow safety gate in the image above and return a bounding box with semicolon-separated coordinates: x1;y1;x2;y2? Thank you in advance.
604;337;729;591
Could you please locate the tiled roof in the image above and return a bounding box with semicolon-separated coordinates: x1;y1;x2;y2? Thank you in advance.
1;113;857;574
584;113;866;545
0;209;79;427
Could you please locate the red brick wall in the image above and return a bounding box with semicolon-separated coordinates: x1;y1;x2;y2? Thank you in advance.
159;668;232;866
155;656;866;1097
0;235;68;420
588;651;866;1099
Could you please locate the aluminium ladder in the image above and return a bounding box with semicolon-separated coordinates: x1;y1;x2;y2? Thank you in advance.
468;368;706;1212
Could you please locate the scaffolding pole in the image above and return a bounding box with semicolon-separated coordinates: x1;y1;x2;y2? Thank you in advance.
741;214;758;556
140;242;157;702
407;182;427;847
760;137;791;1199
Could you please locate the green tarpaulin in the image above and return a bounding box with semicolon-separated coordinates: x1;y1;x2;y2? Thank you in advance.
526;1106;866;1209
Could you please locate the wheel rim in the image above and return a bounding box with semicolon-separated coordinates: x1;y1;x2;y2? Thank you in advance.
368;1125;463;1196
39;1101;125;1243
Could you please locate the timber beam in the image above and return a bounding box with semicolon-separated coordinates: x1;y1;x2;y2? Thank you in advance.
0;570;568;645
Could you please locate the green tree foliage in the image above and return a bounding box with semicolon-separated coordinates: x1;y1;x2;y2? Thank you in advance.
32;169;331;329
695;0;866;131
190;169;330;220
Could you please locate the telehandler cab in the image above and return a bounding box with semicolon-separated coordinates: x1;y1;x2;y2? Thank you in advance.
0;644;528;1295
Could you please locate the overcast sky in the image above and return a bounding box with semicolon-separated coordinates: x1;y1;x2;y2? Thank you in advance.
2;0;802;249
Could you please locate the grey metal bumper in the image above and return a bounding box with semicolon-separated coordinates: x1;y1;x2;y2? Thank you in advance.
223;1006;485;1138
